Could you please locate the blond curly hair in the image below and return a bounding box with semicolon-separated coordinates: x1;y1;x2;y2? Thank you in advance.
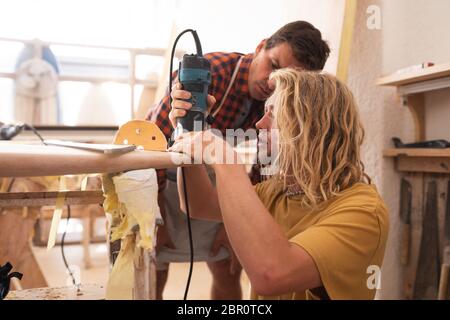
268;69;370;208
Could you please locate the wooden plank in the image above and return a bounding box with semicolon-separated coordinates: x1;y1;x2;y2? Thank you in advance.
384;148;450;158
336;0;357;82
133;234;156;300
0;144;191;177
0;190;104;207
39;204;104;219
0;207;48;289
383;148;450;158
377;63;450;86
436;176;448;265
397;76;450;96
414;176;440;299
395;157;450;174
5;284;105;300
403;173;423;299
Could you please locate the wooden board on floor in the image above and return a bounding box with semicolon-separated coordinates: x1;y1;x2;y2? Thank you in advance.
5;284;105;300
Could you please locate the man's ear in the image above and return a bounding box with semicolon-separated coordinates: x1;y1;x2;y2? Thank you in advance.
255;39;267;55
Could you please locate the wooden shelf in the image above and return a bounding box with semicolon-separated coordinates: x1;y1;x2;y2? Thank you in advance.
384;148;450;157
377;63;450;142
383;148;450;173
377;63;450;87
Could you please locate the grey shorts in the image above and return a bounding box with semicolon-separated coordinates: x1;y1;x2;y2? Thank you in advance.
155;177;230;271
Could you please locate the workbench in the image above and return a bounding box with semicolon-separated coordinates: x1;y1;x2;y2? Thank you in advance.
0;141;190;299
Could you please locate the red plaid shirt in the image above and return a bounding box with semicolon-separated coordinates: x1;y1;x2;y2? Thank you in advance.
146;52;265;191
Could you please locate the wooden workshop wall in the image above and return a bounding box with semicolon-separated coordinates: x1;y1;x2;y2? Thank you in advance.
346;0;450;299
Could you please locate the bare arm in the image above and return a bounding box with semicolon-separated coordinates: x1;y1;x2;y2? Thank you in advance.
170;130;321;296
214;164;322;296
177;166;222;221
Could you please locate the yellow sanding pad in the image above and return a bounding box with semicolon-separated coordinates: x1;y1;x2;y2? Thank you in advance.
113;120;167;151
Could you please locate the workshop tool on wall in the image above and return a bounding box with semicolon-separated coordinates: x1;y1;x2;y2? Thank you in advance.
438;180;450;300
400;178;412;266
414;180;440;299
0;262;23;300
171;30;211;137
393;137;450;149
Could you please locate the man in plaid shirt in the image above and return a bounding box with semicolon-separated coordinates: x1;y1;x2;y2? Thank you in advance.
146;21;330;299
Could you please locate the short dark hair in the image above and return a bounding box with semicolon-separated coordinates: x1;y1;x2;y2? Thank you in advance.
265;21;330;71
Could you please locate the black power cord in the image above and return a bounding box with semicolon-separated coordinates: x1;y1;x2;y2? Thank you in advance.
0;262;23;300
0;122;46;143
26;126;78;287
24;124;47;145
168;29;203;300
180;167;194;300
61;205;78;287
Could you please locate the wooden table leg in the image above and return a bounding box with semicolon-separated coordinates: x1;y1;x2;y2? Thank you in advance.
0;208;47;289
133;233;156;300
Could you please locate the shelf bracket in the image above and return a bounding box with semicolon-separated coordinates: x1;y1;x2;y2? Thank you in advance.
401;93;425;142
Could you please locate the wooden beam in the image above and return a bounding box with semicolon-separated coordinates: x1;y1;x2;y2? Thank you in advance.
0;190;104;208
0;144;190;177
133;233;156;300
336;0;357;82
377;63;450;86
396;157;450;174
403;173;424;299
384;148;450;158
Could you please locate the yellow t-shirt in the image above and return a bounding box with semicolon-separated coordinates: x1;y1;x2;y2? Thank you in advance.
251;180;389;300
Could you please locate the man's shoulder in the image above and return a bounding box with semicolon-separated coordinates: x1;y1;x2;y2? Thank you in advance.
204;52;246;75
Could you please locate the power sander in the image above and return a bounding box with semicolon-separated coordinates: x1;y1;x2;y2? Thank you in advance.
0;122;25;140
170;29;211;138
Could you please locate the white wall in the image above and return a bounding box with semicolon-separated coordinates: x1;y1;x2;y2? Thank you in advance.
346;0;401;299
174;0;345;73
382;0;450;142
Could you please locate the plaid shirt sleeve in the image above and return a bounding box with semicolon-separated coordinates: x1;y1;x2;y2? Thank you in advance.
145;71;178;192
144;53;233;192
144;52;260;191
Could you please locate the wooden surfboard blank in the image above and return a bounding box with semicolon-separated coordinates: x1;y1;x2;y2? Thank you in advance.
0;144;191;177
